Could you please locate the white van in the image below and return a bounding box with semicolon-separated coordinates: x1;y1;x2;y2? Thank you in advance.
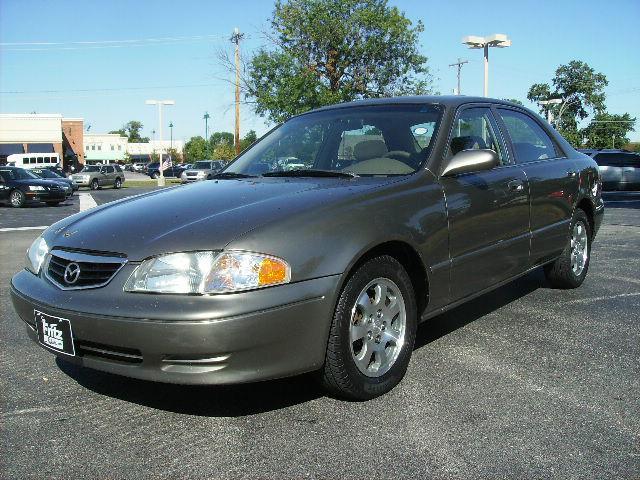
7;153;61;169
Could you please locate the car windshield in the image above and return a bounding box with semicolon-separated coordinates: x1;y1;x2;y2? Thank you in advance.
194;161;212;169
224;104;443;177
0;168;39;181
81;165;101;172
32;169;60;178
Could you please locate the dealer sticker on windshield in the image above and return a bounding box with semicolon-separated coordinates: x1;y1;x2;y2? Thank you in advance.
35;310;76;356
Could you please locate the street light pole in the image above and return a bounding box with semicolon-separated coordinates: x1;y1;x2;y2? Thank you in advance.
169;122;173;152
462;34;511;97
145;99;175;187
203;112;210;159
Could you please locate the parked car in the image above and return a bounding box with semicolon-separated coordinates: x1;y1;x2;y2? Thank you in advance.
180;160;226;183
29;168;75;197
10;96;603;400
70;164;125;190
147;162;185;179
0;166;67;207
578;149;640;191
46;166;68;178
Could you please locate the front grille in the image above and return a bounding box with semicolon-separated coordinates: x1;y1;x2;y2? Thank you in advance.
45;249;127;290
76;339;143;364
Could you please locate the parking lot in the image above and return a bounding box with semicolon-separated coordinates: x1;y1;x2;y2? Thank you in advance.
1;190;638;479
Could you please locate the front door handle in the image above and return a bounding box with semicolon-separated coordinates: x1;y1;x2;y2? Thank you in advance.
508;180;525;192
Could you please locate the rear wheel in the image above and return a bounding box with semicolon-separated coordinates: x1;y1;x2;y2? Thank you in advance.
10;189;26;208
320;255;417;400
544;208;591;289
90;178;99;190
114;177;122;189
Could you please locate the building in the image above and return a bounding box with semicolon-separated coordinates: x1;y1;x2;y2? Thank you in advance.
84;133;128;164
0;114;84;169
127;139;185;163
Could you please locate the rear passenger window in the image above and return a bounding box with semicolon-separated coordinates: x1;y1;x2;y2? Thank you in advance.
498;109;559;163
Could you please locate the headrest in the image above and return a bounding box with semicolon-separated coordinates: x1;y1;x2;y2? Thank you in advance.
353;140;388;161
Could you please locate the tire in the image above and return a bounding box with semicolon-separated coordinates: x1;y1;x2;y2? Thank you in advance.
46;202;60;207
320;255;417;400
544;208;592;289
10;189;26;208
151;172;159;179
90;178;99;190
114;177;122;189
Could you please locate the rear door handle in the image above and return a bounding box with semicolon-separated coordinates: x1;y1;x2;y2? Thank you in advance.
508;180;525;192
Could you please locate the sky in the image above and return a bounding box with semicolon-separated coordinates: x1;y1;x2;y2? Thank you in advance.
1;0;639;142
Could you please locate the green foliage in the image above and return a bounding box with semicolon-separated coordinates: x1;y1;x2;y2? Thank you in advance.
581;112;636;149
150;150;159;163
184;136;208;161
240;130;258;151
213;140;236;161
246;0;434;123
209;131;234;153
527;60;608;132
166;148;182;163
503;98;524;106
109;120;150;143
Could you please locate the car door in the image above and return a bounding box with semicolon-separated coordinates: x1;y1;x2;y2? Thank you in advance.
107;165;117;185
495;107;578;266
0;172;10;201
440;106;530;301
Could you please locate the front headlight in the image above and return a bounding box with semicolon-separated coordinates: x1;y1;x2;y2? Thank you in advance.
124;251;291;294
29;185;46;191
26;236;49;274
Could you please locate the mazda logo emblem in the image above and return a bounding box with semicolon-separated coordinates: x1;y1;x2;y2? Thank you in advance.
63;262;81;284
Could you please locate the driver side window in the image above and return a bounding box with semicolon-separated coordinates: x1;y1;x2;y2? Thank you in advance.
449;108;506;165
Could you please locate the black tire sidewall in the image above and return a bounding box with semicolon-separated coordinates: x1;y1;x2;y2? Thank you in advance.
91;179;99;190
331;256;417;399
115;178;121;188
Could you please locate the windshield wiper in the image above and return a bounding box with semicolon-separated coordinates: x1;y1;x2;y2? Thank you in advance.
262;169;357;178
212;172;256;179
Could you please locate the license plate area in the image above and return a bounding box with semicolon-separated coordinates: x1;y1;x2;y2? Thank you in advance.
35;310;76;356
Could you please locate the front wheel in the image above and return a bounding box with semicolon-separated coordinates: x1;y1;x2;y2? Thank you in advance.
544;208;592;289
151;172;159;179
10;189;26;208
320;255;417;400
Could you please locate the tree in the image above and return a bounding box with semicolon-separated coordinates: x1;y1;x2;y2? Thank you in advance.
240;130;258;151
110;120;150;143
527;60;608;144
184;136;208;161
213;140;236;161
166;148;183;163
244;0;434;123
581;112;636;149
209;131;235;155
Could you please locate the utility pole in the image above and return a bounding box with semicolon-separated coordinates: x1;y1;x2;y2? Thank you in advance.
230;27;244;156
448;58;468;95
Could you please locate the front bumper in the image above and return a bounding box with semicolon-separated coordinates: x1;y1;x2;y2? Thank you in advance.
25;190;66;203
71;178;91;187
11;268;339;385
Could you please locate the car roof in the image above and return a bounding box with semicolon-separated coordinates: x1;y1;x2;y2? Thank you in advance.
308;95;524;115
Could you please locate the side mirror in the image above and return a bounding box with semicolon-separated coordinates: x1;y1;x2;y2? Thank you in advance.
441;149;499;177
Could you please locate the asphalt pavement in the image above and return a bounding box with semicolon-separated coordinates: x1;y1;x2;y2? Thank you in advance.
0;190;638;479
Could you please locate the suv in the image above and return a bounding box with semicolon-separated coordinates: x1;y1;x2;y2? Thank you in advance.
146;163;185;179
579;149;640;191
180;160;225;183
71;164;125;190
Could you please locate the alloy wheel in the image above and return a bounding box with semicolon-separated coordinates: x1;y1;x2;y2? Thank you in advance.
570;220;589;276
349;277;407;377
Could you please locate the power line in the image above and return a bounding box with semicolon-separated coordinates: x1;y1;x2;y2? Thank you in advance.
1;34;226;52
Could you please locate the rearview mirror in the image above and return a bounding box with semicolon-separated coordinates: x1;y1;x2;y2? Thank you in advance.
441;149;499;177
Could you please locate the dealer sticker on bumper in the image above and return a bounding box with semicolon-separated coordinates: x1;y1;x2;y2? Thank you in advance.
35;310;76;356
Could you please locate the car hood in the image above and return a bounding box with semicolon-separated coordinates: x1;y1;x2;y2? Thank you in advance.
15;178;63;188
45;177;390;261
